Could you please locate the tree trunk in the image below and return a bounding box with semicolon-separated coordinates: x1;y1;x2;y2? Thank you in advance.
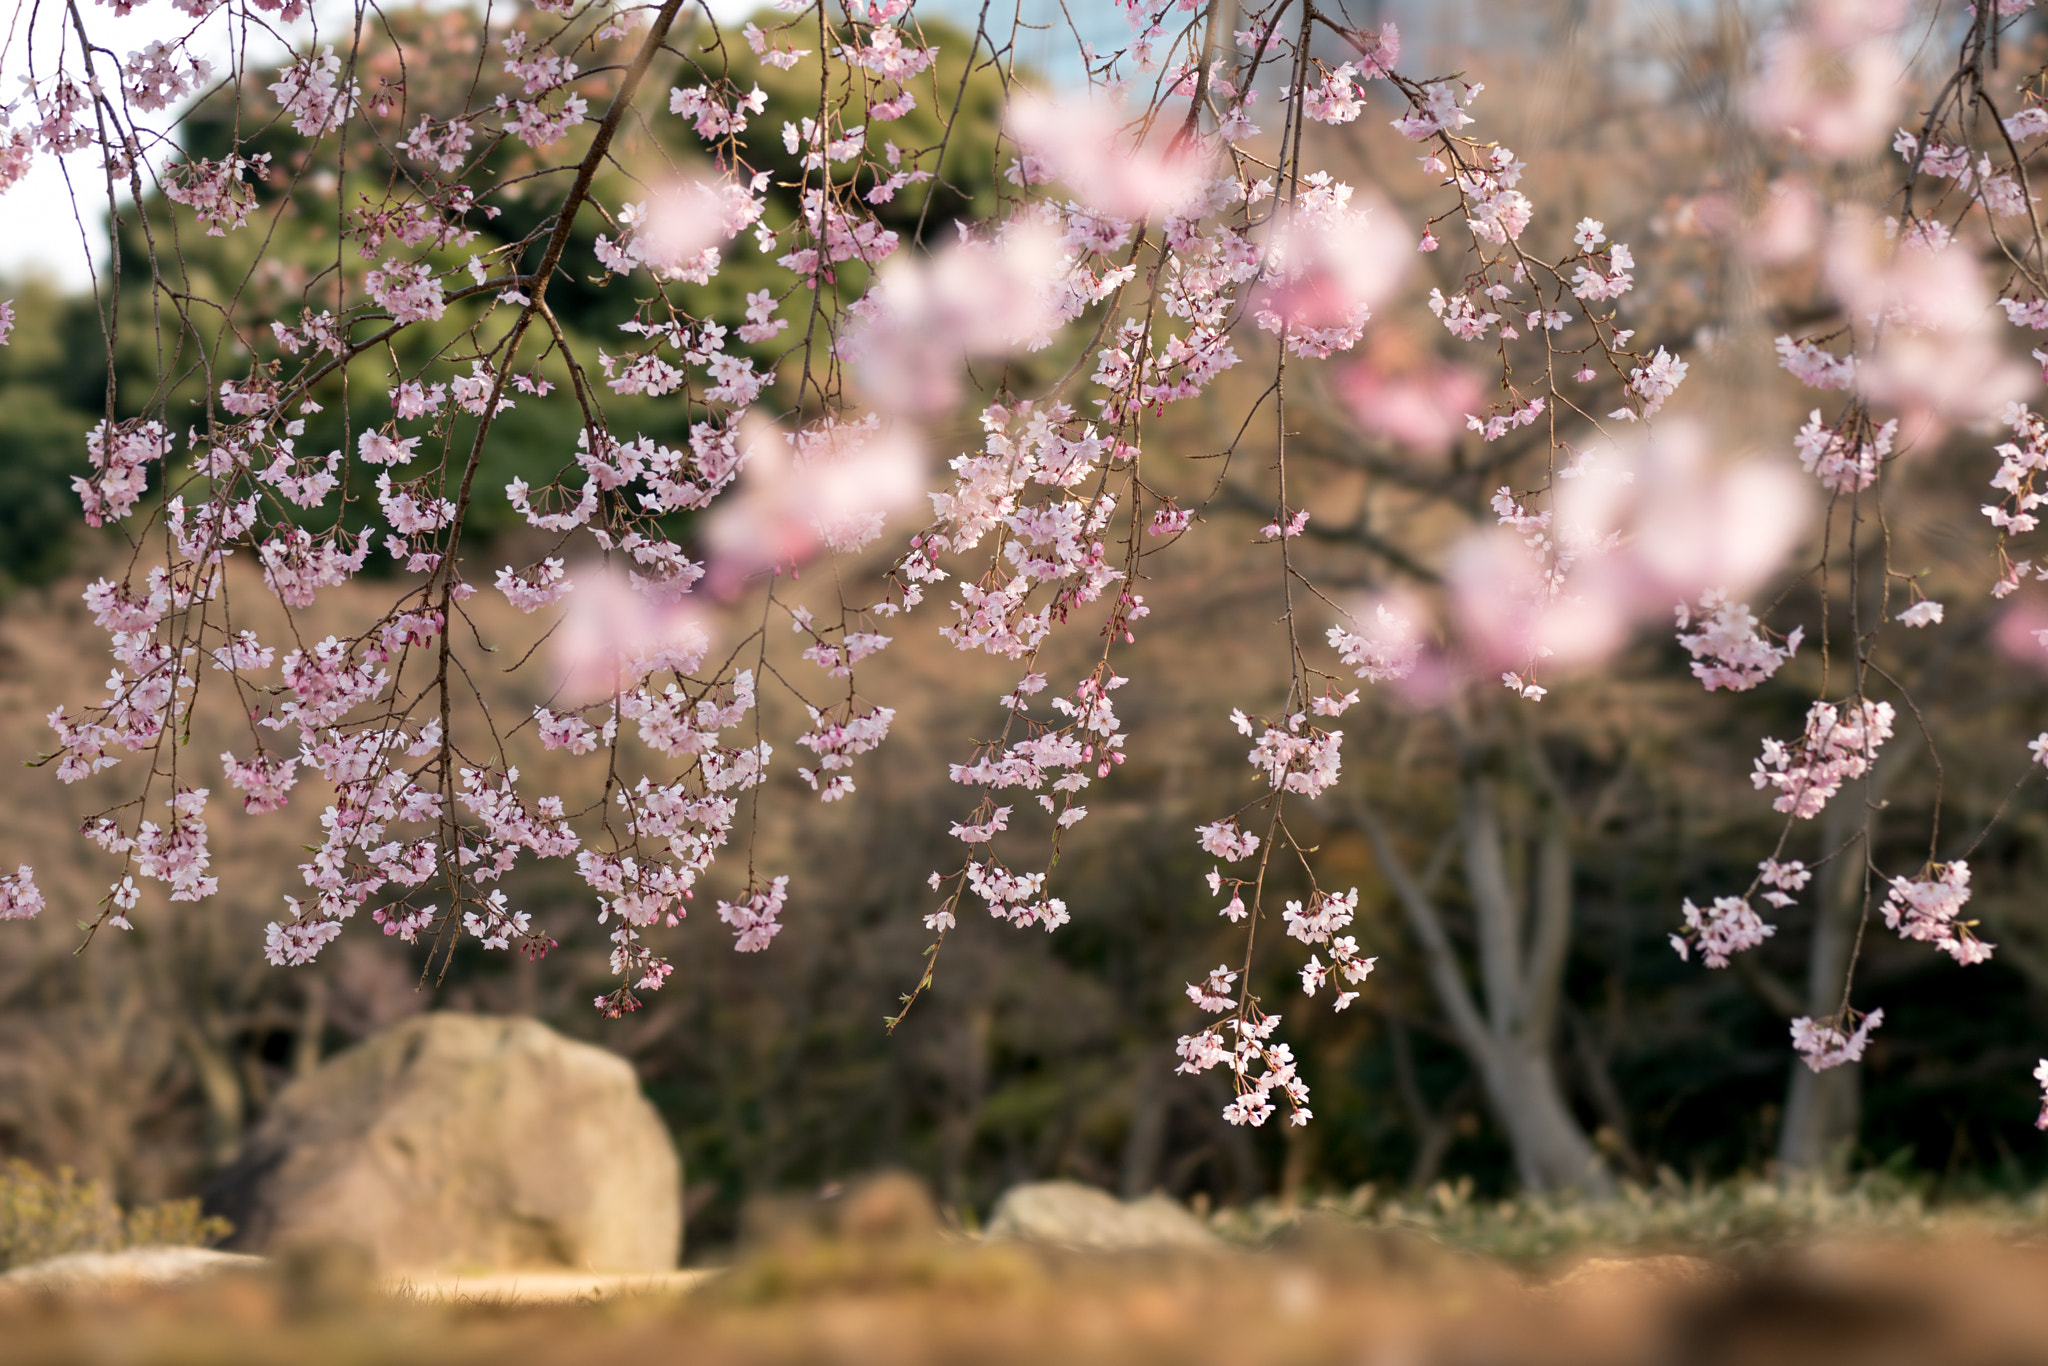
1777;790;1868;1176
1354;758;1614;1197
938;1005;991;1207
1769;741;1916;1178
1478;1044;1608;1193
178;1020;245;1170
1119;1052;1169;1198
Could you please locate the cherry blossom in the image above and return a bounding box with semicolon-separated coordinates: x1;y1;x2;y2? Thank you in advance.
840;222;1065;414
268;48;358;138
1004;92;1212;220
1186;964;1238;1013
1792;1008;1884;1072
551;565;711;705
1338;358;1484;452
164;155;266;235
1753;700;1896;819
1328;605;1422;684
1792;409;1887;493
718;878;789;953
1675;591;1802;692
1196;820;1259;862
1670;895;1775;968
1881;862;1991;965
0;867;42;921
1749;0;1907;159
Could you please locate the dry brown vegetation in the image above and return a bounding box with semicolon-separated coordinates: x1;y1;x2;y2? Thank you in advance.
8;1222;2048;1366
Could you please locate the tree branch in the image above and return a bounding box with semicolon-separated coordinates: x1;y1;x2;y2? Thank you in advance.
1348;804;1495;1064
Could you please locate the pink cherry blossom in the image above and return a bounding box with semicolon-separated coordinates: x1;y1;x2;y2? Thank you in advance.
702;416;927;589
718;876;789;952
1753;699;1896;819
0;866;43;921
840;222;1065;415
1247;197;1408;357
1338;357;1485;453
1792;1007;1884;1072
1004;92;1213;220
1881;862;1991;964
1675;591;1802;692
1748;2;1907;159
551;564;712;705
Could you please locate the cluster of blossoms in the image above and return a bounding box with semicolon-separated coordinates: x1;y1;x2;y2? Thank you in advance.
1670;894;1775;968
1175;1011;1312;1128
0;867;44;922
1327;606;1422;684
1880;862;1990;966
75;421;172;526
1196;820;1260;863
716;877;789;953
1670;858;1808;968
1236;709;1344;799
1675;592;1802;692
1776;335;1857;391
163;155;268;236
1285;888;1378;1010
1987;402;2048;542
1792;1008;1884;1073
268;48;358;138
365;260;448;325
1752;700;1896;820
1792;409;1891;493
1894;129;2033;220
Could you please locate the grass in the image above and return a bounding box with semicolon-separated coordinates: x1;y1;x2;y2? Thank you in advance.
8;1173;2048;1362
1211;1171;2048;1266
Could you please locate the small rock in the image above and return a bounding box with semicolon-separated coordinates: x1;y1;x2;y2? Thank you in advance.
0;1247;265;1292
984;1181;1219;1252
832;1172;942;1244
204;1013;681;1274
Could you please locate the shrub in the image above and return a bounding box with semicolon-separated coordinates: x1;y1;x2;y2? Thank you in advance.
0;1159;230;1270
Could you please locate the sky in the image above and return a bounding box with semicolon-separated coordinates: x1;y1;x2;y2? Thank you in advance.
0;0;762;286
0;0;335;288
0;0;1591;290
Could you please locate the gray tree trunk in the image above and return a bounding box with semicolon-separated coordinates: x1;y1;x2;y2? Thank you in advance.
1776;788;1869;1176
1119;1051;1168;1198
1355;761;1614;1196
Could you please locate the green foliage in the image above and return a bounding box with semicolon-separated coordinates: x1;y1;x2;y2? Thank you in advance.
0;280;102;594
0;1158;232;1270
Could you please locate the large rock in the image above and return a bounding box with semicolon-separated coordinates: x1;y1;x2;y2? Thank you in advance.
984;1181;1219;1252
204;1013;680;1274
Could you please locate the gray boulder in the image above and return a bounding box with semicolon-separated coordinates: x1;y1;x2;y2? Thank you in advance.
984;1181;1219;1252
204;1013;680;1274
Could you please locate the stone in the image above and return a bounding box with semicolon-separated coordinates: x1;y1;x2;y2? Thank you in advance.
830;1172;942;1245
203;1013;680;1274
983;1181;1220;1252
0;1246;266;1292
